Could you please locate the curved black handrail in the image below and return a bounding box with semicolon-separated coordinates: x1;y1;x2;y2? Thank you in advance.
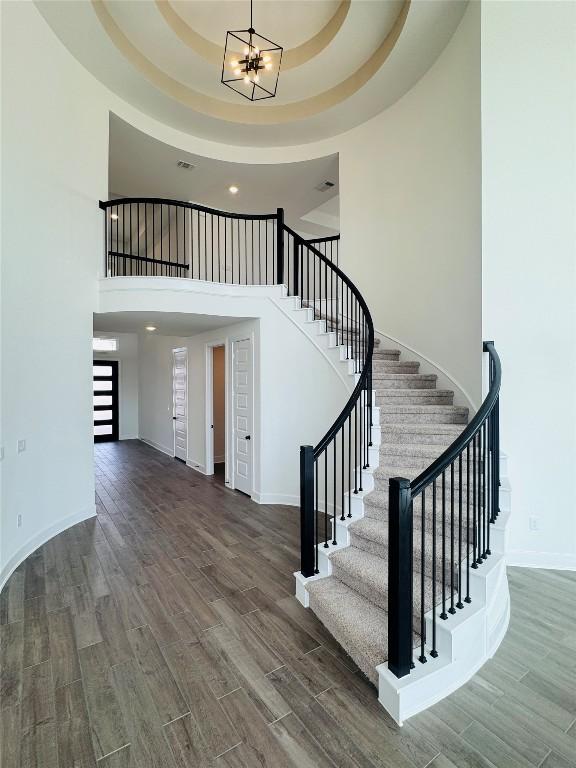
99;197;277;221
411;341;501;496
282;225;374;458
388;340;502;678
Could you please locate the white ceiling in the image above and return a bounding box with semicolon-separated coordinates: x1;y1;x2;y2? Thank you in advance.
94;311;245;336
109;114;340;234
36;0;468;146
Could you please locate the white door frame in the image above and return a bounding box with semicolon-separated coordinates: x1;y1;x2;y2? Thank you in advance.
205;339;228;479
230;333;255;496
172;347;188;461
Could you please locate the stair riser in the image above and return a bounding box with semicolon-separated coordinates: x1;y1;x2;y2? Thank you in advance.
376;393;454;406
349;530;467;583
380;432;461;446
332;562;445;625
364;491;487;518
373;378;437;390
380;412;468;425
373;363;420;374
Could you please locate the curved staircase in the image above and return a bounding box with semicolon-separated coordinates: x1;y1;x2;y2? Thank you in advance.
97;197;509;725
307;347;469;684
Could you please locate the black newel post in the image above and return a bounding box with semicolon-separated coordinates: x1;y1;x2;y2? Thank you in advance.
300;445;316;578
388;476;413;678
276;207;285;285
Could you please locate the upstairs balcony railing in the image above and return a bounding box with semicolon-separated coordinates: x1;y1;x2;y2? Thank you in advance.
99;198;340;284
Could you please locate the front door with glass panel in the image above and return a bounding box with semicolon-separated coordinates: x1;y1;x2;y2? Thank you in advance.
93;361;119;442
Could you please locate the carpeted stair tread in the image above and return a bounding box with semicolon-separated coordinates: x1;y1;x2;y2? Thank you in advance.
349;517;472;580
379;405;468;424
371;374;437;389
375;389;455;406
306;577;394;684
329;546;443;619
379;423;465;444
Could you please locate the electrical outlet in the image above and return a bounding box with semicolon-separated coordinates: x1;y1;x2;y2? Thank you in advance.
529;516;539;532
17;514;22;528
17;439;26;453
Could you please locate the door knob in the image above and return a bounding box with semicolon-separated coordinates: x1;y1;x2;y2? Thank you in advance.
246;435;251;440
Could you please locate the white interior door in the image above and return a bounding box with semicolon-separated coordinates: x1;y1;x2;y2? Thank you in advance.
172;348;187;462
233;337;252;495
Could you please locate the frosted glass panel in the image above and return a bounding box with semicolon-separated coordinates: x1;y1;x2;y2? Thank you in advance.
93;337;118;352
93;365;113;377
94;410;113;421
94;424;113;436
93;395;112;406
93;380;113;392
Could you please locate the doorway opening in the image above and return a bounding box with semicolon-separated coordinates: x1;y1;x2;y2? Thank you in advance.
211;345;226;485
93;360;119;442
172;347;188;462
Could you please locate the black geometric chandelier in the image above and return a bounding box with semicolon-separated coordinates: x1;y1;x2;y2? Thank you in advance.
221;0;283;101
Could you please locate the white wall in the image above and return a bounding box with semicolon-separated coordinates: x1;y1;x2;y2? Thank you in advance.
481;0;576;568
94;332;139;439
338;1;482;406
0;1;107;584
212;345;226;464
125;280;350;504
138;333;187;457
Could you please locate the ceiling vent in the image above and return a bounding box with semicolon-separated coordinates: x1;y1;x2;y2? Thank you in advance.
177;160;194;170
315;180;335;192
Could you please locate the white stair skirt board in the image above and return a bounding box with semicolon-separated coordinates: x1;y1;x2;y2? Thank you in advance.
295;480;511;725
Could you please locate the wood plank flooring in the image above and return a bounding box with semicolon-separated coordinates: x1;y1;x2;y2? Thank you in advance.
1;439;575;767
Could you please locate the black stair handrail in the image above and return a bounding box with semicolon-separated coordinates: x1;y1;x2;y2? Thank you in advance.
411;342;501;497
99;197;277;221
283;226;374;459
388;341;502;678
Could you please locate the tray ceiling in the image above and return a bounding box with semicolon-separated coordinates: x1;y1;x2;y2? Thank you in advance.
37;0;468;146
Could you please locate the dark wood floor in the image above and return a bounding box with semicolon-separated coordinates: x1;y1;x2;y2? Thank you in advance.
1;440;575;768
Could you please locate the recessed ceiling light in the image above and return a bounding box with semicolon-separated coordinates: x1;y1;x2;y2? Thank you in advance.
110;213;119;220
145;326;156;332
229;186;239;195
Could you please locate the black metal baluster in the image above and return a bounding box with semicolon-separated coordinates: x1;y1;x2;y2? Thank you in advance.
457;453;464;608
476;427;484;565
419;488;426;664
347;416;352;517
324;451;328;548
353;402;358;494
332;440;337;545
315;459;319;572
465;442;471;602
482;420;488;558
431;480;438;657
340;424;345;522
449;462;456;614
472;433;478;569
440;470;448;620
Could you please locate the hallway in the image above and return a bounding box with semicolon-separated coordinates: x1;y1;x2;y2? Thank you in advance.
1;441;575;767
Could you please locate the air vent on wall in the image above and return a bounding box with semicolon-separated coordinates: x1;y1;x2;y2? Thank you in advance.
315;180;335;192
177;160;194;170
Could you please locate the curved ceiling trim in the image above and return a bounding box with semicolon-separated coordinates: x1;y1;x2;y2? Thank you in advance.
155;0;351;72
91;0;410;126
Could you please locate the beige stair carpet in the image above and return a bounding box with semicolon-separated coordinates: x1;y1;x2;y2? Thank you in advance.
307;347;468;685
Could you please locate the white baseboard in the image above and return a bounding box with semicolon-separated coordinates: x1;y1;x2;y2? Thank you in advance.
214;455;225;465
139;437;174;458
120;434;139;441
251;491;299;506
506;550;576;571
0;504;96;593
186;459;209;475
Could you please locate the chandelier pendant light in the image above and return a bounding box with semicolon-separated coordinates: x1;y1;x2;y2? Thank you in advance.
221;0;283;101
